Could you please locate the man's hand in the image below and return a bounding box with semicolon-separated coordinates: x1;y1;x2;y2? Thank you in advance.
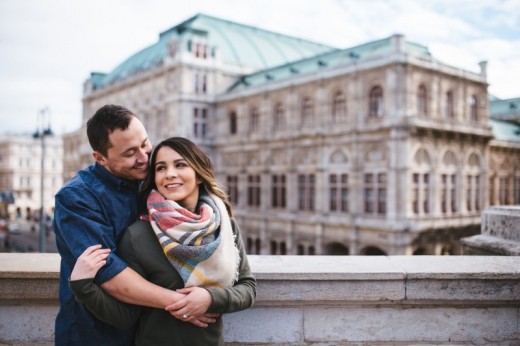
71;245;110;280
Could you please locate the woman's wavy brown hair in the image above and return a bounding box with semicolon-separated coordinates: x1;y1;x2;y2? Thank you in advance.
139;137;233;217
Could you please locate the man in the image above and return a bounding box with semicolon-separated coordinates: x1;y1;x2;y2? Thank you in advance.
53;105;191;345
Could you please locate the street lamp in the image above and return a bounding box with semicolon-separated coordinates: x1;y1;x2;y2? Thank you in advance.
33;107;53;253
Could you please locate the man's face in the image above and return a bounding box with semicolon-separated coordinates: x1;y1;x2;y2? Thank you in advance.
93;117;152;181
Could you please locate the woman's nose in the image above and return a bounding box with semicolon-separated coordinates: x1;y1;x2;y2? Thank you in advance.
165;166;177;178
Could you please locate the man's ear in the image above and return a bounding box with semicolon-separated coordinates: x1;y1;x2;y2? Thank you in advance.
92;151;108;166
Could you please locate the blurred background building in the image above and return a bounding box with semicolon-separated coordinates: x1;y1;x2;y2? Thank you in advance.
62;14;520;256
0;134;63;220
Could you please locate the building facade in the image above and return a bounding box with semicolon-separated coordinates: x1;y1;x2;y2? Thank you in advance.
0;134;63;220
63;14;520;255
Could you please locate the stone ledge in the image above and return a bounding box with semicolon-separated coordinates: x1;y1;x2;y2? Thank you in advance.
1;254;520;345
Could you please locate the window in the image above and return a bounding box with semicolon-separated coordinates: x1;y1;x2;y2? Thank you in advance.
194;73;199;93
194;43;208;59
450;174;457;212
193;108;207;138
475;176;481;211
466;175;481;212
202;74;207;93
332;91;346;122
301;97;314;126
423;174;430;213
489;176;496;205
445;91;454;119
469;95;478;122
364;173;387;214
226;175;239;205
499;177;510;205
273;102;285;131
412;173;419;214
229;111;237;134
377;173;387;214
247;175;261;207
466;175;473;211
417;85;427;115
298;174;315;211
247;238;261;255
329;173;348;212
271;174;286;209
364;173;374;213
441;174;458;213
270;240;287;255
368;86;383;117
249;107;259;133
514;177;520;205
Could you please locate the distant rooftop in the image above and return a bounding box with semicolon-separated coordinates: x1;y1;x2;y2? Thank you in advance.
490;118;520;142
90;13;338;89
227;35;431;92
490;97;520;116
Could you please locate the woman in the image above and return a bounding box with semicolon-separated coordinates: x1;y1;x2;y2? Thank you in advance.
70;137;256;345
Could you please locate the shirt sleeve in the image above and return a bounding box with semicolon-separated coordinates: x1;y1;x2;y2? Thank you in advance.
69;278;141;330
205;219;256;314
53;185;128;284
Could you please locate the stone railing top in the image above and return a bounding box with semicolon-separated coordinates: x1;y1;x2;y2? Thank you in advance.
248;255;520;280
2;253;519;281
0;253;60;279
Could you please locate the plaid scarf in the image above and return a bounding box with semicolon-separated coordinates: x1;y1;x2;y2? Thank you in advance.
145;189;239;288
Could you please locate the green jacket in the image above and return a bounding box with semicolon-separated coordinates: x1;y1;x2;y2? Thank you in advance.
70;219;256;346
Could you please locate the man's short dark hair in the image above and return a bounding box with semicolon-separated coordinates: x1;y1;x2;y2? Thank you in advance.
86;105;136;156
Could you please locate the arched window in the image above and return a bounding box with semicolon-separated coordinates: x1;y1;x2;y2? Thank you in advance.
229;111;237;134
417;85;427;115
368;86;383;117
469;95;478;122
440;151;459;214
445;91;454;119
249;107;259;133
412;148;432;215
466;153;482;212
273;102;285;131
301;96;314;126
332;91;346;122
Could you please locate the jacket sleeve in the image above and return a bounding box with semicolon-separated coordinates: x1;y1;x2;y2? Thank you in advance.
68;228;145;330
69;277;142;330
53;185;128;284
205;219;256;313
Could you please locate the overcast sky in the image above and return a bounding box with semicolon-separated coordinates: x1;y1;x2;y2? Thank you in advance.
0;0;519;135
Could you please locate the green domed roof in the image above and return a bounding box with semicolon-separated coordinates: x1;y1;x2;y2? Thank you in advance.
91;13;338;89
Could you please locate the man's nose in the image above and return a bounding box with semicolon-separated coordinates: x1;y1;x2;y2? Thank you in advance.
136;148;149;163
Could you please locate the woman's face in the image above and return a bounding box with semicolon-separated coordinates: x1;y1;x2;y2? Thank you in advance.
154;146;201;212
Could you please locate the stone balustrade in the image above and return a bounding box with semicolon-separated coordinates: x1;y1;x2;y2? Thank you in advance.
462;206;520;255
0;254;519;345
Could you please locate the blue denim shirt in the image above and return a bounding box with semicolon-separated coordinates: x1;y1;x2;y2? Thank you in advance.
53;163;140;345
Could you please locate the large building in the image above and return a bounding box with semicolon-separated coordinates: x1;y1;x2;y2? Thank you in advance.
64;13;520;255
0;134;63;220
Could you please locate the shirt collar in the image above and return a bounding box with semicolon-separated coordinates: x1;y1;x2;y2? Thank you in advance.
93;162;141;192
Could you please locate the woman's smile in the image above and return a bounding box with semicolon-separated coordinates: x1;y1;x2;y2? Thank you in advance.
154;146;200;212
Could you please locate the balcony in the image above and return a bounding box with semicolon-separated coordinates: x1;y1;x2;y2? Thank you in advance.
1;254;519;345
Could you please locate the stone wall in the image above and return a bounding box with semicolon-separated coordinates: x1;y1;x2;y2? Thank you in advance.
462;206;520;255
1;254;519;345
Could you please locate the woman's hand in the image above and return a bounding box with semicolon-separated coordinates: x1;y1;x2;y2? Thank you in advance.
165;286;217;326
185;313;220;328
70;244;110;281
